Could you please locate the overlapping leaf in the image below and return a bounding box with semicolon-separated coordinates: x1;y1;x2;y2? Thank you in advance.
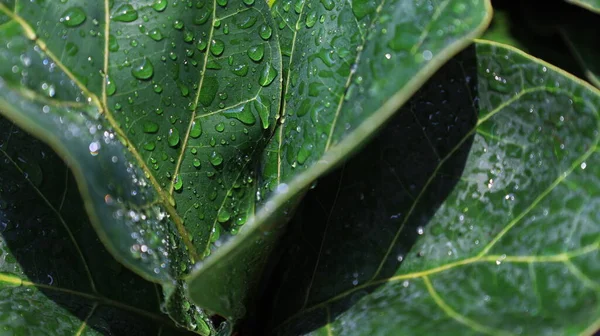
0;0;492;331
0;117;196;335
0;0;281;330
266;41;600;335
186;0;492;320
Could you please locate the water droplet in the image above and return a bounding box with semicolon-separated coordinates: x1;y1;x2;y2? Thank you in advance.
131;57;154;80
60;7;87;27
305;11;317;28
215;122;225;132
149;28;164;41
210;39;225;56
320;0;335;10
190;121;202;138
143;121;159;133
112;4;138;22
144;142;156;151
168;128;180;147
173;175;183;191
259;63;277;87
259;24;272;40
223;103;256;125
217;209;230;223
89;141;100;156
247;44;265;62
209;151;223;166
105;75;116;96
152;0;168;11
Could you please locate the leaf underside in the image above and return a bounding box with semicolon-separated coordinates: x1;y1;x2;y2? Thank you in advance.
0;116;195;335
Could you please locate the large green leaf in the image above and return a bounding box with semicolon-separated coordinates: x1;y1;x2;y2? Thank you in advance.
186;0;492;320
0;0;281;329
0;0;492;328
264;41;600;335
0;116;196;335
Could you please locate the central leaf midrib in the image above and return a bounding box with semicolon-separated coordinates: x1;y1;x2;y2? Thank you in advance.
274;243;599;330
169;0;216;198
94;2;199;262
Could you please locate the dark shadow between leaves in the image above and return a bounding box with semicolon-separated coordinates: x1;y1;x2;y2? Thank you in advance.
486;0;594;81
252;46;479;335
0;118;191;335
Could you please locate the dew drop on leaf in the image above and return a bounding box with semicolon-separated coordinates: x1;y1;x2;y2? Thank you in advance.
148;28;164;41
111;4;139;22
259;24;272;40
173;175;183;191
209;151;224;166
60;7;86;27
131;57;154;80
152;0;168;12
210;39;225;56
105;75;116;96
217;209;230;223
259;62;277;87
190;121;202;138
143;121;159;133
143;142;156;151
168;128;180;147
247;44;265;62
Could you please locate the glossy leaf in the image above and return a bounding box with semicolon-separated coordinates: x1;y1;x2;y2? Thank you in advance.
0;0;280;330
0;117;196;335
265;41;600;335
186;0;492;320
0;0;492;329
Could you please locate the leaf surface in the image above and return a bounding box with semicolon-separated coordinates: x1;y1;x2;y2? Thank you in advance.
186;0;492;320
0;116;196;335
265;41;600;335
0;0;280;329
0;0;492;327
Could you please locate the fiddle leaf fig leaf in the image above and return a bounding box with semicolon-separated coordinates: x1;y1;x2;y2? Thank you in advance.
187;0;492;321
0;0;492;329
0;116;196;335
265;41;600;335
0;0;280;330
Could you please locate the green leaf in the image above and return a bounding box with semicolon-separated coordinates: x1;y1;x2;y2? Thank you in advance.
0;0;281;330
186;0;492;320
0;0;492;328
0;116;196;335
264;41;600;335
566;0;600;13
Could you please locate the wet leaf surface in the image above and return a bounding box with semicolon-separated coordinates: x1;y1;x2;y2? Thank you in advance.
0;0;491;330
0;116;196;335
264;41;600;335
